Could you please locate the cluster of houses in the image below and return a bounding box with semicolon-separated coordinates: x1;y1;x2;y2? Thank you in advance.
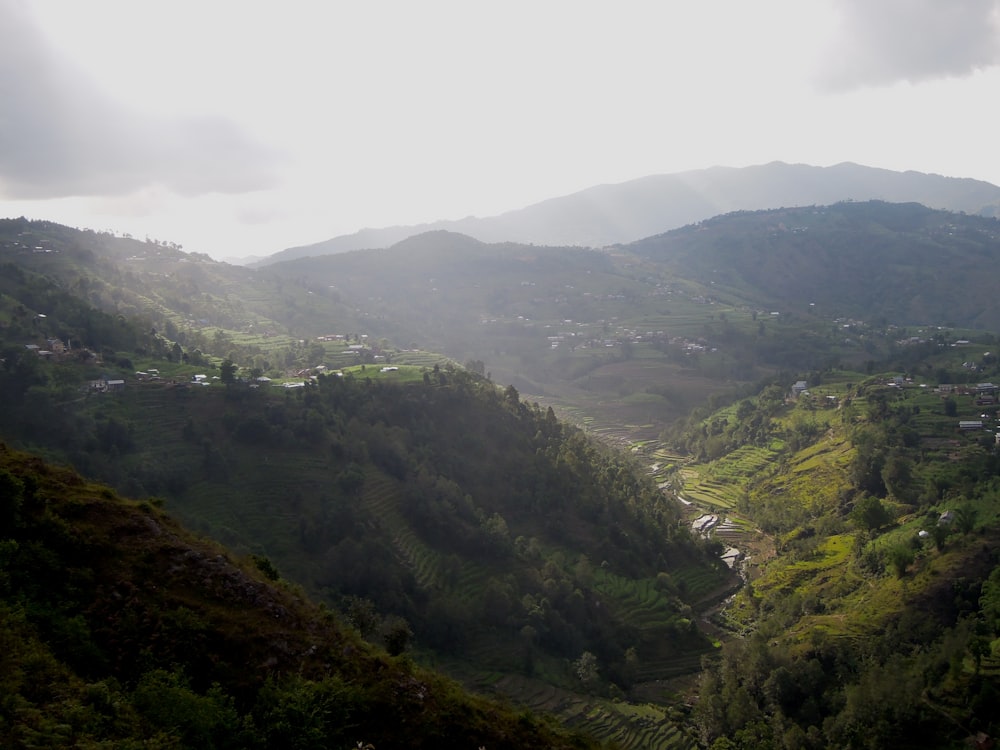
951;384;999;435
789;379;840;407
18;336;104;371
23;336;98;362
790;377;1000;437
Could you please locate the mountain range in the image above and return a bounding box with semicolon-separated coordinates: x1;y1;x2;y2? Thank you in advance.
256;161;1000;266
4;188;1000;746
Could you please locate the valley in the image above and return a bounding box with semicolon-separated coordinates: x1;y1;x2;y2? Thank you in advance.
2;201;1000;747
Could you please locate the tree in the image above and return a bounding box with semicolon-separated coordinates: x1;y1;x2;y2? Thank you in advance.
929;522;948;551
219;359;237;385
953;506;977;534
979;567;1000;631
381;615;412;656
344;596;381;639
574;651;599;690
252;555;280;581
852;495;891;532
887;542;915;577
881;451;913;500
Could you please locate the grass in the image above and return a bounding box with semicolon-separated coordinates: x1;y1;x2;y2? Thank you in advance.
339;363;428;383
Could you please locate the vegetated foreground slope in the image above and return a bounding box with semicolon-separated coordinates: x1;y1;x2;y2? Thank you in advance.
3;362;729;690
0;443;601;749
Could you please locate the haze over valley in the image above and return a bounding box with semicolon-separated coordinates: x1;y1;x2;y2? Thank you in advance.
262;162;1000;265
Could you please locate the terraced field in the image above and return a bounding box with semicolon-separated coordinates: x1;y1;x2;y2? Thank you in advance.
677;442;781;509
753;534;853;598
361;471;495;595
709;444;779;482
591;570;676;629
391;350;458;368
484;674;700;750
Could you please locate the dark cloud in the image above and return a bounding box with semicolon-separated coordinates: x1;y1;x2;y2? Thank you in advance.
0;1;281;199
817;0;1000;90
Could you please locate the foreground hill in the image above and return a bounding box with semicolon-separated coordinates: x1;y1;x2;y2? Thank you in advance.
259;162;1000;265
0;443;600;749
0;351;728;681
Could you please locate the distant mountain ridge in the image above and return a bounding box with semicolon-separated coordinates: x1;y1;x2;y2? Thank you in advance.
256;161;1000;266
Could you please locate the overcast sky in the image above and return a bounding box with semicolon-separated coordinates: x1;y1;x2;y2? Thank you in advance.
2;0;999;261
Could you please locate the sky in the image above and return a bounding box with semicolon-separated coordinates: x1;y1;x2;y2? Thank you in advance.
2;0;999;261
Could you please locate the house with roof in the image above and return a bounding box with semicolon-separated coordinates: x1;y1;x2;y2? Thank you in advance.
90;377;125;393
975;383;997;405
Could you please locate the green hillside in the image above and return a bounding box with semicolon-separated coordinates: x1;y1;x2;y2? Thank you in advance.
0;443;604;749
672;370;1000;748
0;353;729;681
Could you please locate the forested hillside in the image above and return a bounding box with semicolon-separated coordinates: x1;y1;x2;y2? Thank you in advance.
630;201;1000;329
265;203;1000;432
0;443;600;749
0;345;729;688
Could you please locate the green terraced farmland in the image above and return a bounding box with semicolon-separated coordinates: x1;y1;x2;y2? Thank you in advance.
487;674;699;750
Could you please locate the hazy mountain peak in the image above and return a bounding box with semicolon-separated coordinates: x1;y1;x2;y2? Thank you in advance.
254;162;1000;266
388;229;484;251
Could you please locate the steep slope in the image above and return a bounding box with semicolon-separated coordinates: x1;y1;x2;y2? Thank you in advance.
0;443;601;749
258;162;1000;264
668;367;1000;748
0;360;728;683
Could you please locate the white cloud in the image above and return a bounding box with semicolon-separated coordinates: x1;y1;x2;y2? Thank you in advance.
1;1;999;260
815;0;1000;90
0;0;282;199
